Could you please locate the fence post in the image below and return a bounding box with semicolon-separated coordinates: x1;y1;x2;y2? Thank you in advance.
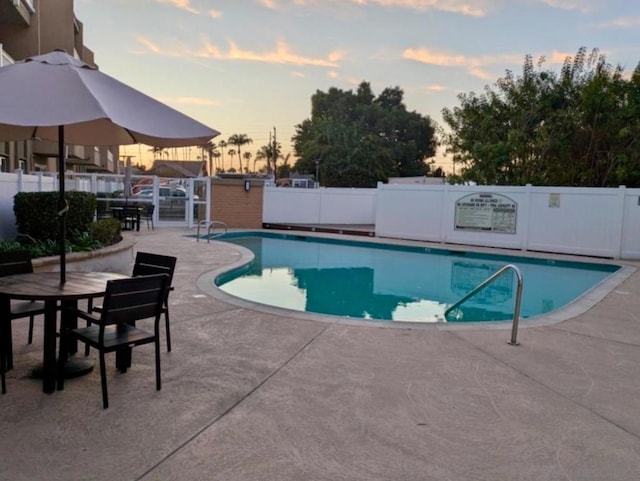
440;182;449;244
614;185;626;259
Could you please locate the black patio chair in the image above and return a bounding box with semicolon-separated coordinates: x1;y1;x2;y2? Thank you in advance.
0;344;5;394
0;251;44;376
141;203;155;230
1;317;6;394
88;251;177;352
95;201;112;220
122;205;141;231
57;274;168;409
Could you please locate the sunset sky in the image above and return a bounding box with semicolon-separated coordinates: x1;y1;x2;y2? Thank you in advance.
75;0;640;172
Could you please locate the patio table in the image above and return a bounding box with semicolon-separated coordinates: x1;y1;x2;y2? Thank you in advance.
110;205;142;231
0;271;128;393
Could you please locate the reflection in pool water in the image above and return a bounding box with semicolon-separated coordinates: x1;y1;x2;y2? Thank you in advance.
215;235;619;323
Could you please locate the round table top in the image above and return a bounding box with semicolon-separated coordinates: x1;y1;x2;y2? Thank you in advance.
0;271;128;301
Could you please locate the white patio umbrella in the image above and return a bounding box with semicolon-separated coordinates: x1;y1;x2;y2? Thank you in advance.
0;50;220;283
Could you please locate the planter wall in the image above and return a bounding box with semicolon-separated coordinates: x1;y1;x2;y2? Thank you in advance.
32;237;135;274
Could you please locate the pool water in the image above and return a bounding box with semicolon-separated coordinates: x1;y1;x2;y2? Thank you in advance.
214;233;620;323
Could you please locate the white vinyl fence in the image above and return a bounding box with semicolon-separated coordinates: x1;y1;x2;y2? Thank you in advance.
263;187;377;225
264;183;640;259
0;171;57;239
0;171;209;239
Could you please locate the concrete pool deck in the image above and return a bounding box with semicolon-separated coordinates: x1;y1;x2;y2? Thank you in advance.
2;227;640;480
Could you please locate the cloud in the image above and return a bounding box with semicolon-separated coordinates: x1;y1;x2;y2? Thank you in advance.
133;35;343;68
344;76;364;86
467;67;492;79
405;47;598;81
257;0;279;8
207;9;223;19
425;84;447;92
597;16;640;29
537;0;592;13
548;49;574;64
350;0;487;16
155;0;199;14
403;47;522;78
257;0;488;16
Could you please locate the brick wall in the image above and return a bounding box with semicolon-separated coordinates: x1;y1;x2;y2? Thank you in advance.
211;178;264;228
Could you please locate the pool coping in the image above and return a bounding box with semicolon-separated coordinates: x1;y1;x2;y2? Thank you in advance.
195;229;638;331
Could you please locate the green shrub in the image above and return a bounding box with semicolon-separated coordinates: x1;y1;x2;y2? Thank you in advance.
68;230;102;252
5;193;122;259
0;237;60;258
0;240;24;253
14;191;97;241
89;218;122;246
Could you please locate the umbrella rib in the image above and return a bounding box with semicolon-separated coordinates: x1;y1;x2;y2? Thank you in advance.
124;128;139;144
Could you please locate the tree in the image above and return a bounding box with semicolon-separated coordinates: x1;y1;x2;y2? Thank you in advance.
292;81;437;187
277;152;292;179
218;140;227;171
228;149;236;169
228;134;253;174
200;141;216;177
256;141;282;177
243;151;253;173
149;146;165;159
255;145;269;171
212;150;222;173
442;47;640;186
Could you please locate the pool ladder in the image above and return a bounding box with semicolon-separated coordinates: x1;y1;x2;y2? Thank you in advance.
197;219;228;242
444;264;523;346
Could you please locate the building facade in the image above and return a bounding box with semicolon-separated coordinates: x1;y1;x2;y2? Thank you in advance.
0;0;118;173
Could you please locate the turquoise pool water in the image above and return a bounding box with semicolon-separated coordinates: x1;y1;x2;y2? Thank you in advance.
213;232;620;323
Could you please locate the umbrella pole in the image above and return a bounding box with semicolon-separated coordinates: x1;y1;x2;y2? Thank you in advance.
58;125;66;284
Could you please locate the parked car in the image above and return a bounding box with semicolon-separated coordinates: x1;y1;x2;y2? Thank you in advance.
134;185;198;199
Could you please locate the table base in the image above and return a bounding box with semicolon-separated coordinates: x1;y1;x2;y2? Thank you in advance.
30;356;94;380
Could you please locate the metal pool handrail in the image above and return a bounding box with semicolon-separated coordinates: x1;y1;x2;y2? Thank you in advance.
197;220;228;242
444;264;524;346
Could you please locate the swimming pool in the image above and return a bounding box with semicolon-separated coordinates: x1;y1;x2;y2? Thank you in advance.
212;232;624;324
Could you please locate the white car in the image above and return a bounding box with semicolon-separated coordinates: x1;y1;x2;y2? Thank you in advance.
134;186;198;199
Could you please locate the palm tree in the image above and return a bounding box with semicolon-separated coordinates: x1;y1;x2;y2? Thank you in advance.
211;150;222;173
256;141;281;175
255;145;269;171
243;151;253;173
149;146;165;160
218;140;227;171
200;141;215;177
228;148;236;169
278;152;292;178
212;150;222;173
227;134;253;174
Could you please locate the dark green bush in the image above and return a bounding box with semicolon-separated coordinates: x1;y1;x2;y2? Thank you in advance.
0;240;24;253
89;218;122;246
0;237;63;258
14;191;97;241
